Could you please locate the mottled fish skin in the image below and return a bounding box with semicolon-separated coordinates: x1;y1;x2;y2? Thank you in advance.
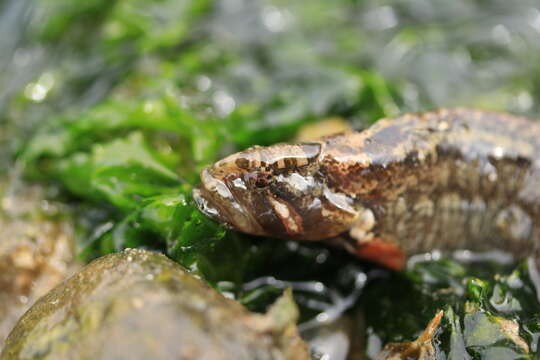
193;108;540;268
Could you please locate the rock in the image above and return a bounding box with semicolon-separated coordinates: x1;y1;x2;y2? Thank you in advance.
0;183;77;346
302;316;356;360
1;249;311;360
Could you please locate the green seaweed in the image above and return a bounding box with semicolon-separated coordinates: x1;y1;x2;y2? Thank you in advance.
3;0;540;357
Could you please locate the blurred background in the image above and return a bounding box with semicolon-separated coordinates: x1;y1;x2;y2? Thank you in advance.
3;0;540;170
2;0;540;359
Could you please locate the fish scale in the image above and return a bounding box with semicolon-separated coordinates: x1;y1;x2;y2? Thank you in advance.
194;108;540;269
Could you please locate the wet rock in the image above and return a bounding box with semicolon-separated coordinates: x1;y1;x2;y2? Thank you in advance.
1;249;311;360
302;316;357;360
0;183;77;346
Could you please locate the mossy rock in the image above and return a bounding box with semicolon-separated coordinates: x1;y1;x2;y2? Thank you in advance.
1;249;310;360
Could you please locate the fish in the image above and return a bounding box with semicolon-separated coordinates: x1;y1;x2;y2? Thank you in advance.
193;108;540;270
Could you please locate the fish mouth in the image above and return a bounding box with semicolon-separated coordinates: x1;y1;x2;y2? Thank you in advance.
192;169;265;235
192;187;230;225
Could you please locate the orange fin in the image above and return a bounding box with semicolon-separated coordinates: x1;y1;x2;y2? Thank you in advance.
355;237;406;270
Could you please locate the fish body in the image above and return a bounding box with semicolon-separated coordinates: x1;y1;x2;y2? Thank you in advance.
193;109;540;269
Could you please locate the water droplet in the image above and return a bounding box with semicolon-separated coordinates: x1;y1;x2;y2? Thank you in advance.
313;282;325;292
261;6;287;32
196;75;212;91
491;24;511;45
143;101;155;113
316;312;329;323
24;83;48;102
493;146;505;159
315;252;328;264
23;72;56;102
213;90;236;116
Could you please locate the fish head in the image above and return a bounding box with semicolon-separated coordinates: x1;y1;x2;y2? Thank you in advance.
193;142;359;240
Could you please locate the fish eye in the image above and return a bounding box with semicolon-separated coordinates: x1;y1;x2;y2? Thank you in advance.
235;157;250;170
255;179;267;188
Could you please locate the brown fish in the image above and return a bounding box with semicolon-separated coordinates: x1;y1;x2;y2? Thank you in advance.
193;108;540;269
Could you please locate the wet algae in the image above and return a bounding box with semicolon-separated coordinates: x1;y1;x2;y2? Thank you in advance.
3;0;540;358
